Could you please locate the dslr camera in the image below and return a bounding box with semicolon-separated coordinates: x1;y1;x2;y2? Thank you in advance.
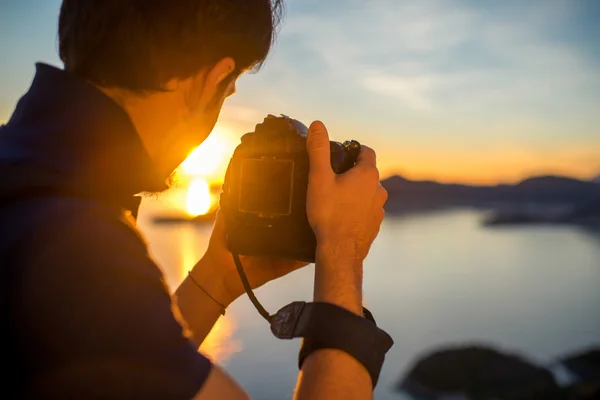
220;115;361;263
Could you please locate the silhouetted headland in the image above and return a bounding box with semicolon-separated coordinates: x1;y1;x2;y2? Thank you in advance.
396;344;600;400
382;175;600;225
152;211;217;225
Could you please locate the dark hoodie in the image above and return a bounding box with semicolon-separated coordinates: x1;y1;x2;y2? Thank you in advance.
0;64;211;399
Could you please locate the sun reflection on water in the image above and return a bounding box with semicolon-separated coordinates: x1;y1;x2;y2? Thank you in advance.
156;127;242;364
199;316;243;365
186;178;212;216
176;215;241;364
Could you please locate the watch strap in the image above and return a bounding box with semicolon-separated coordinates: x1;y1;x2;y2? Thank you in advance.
270;301;393;387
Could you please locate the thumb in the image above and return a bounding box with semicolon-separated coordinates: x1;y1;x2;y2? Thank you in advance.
307;121;333;179
209;208;227;247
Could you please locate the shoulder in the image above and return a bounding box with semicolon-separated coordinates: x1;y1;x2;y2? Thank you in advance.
20;196;159;278
13;196;214;399
15;196;173;315
15;195;168;319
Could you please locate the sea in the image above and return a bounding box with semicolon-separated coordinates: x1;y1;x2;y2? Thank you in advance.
137;199;600;400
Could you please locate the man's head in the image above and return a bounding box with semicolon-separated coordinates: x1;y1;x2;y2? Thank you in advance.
58;0;284;180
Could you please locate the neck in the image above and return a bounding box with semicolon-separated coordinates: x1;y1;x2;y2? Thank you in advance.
98;86;188;179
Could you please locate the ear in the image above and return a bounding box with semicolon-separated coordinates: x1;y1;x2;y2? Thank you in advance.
187;57;236;112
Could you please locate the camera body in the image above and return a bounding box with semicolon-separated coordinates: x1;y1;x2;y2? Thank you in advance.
220;114;361;263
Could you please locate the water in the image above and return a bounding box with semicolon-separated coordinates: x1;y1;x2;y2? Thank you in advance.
137;204;600;400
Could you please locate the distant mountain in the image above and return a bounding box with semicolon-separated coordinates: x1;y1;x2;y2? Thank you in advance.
483;197;600;227
564;197;600;219
593;175;600;184
381;174;600;213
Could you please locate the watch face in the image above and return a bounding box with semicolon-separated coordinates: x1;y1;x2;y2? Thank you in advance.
270;301;307;339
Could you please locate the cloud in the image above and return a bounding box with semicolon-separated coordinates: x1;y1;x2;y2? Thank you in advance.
277;0;599;115
220;0;599;182
220;105;263;125
361;74;439;111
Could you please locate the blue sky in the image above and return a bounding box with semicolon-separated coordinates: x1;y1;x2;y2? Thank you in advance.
1;0;599;183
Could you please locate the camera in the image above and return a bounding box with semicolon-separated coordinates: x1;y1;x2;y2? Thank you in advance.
220;114;361;263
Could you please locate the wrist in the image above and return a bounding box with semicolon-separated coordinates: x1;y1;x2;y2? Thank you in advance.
313;244;363;316
315;238;362;265
189;257;236;307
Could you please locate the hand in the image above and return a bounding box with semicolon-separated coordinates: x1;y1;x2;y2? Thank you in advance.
193;211;309;306
306;121;387;262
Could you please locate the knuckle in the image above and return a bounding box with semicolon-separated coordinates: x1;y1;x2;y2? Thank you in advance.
361;146;376;159
369;166;381;181
359;164;379;180
379;186;388;203
370;148;378;160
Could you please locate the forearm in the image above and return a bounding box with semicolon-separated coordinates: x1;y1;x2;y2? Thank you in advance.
293;245;372;400
174;261;233;347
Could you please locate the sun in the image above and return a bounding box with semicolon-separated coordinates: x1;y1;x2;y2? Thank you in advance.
180;126;236;181
186;178;212;216
178;125;238;216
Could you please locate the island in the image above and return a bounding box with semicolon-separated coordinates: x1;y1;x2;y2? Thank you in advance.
381;174;600;229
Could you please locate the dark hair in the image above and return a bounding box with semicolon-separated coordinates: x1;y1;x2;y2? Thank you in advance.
58;0;284;92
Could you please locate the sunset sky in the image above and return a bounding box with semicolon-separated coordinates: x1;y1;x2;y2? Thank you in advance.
1;0;599;184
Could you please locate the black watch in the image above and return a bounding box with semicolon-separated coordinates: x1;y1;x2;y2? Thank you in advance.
270;301;394;388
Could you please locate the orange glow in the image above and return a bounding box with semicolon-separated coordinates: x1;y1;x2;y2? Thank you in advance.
377;144;600;185
186;178;212;216
199;316;242;364
175;123;599;192
177;225;206;286
170;124;239;216
179;126;238;183
172;221;241;364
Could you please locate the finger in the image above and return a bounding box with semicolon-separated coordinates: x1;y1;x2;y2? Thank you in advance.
356;163;379;183
307;121;334;180
372;208;385;241
241;258;308;290
272;260;310;280
209;208;227;247
377;185;388;206
356;145;377;168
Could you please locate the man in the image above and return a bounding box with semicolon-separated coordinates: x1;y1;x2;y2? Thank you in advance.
0;1;388;399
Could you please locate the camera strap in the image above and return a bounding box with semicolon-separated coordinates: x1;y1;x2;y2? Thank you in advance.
231;253;273;322
230;253;394;388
